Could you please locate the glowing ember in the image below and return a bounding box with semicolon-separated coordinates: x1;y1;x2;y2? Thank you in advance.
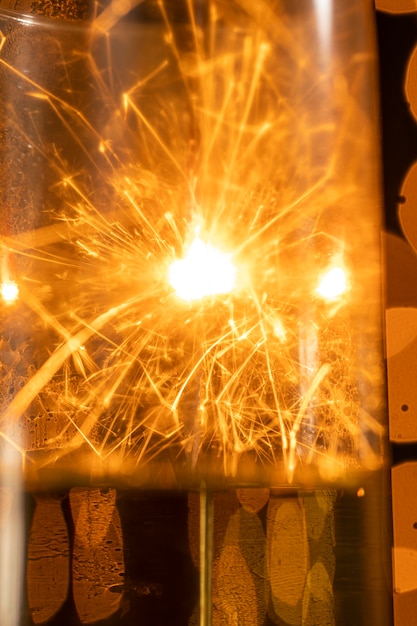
317;267;347;300
169;237;237;301
0;280;19;304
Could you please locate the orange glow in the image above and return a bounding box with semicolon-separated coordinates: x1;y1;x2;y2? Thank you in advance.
316;267;348;301
375;0;417;14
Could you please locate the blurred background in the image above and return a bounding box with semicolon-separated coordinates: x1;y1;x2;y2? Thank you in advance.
376;3;417;624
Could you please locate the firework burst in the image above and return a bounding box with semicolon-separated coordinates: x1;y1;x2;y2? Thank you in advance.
0;1;385;485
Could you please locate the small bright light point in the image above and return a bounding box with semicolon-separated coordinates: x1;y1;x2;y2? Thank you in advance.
272;318;286;342
169;237;237;302
317;267;347;300
1;280;19;304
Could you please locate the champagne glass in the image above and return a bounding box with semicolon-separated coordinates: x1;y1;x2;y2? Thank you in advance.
0;1;390;624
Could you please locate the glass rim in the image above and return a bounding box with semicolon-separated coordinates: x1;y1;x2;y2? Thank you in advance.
0;5;192;33
0;6;93;29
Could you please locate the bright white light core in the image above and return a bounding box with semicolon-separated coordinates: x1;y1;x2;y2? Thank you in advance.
169;237;237;301
317;267;347;300
1;280;19;304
